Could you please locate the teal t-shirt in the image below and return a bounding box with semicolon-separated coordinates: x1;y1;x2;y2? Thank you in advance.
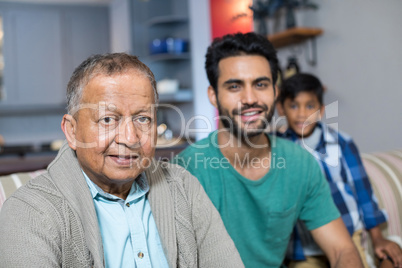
175;131;340;268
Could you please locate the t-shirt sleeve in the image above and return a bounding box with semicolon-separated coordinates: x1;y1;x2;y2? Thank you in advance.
299;155;341;230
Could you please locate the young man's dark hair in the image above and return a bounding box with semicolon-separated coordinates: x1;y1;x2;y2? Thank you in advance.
278;73;324;105
205;32;279;94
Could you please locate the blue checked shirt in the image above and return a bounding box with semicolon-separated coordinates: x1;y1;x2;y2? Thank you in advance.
277;122;387;260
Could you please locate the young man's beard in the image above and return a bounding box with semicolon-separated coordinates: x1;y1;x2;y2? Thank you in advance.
216;100;275;140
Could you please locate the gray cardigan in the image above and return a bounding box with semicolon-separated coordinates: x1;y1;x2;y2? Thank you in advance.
0;142;243;268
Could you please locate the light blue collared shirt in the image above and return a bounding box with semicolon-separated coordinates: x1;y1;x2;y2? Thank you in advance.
83;171;169;268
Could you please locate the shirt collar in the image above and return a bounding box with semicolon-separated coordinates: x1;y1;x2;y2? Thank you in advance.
83;171;150;203
281;122;324;142
280;122;324;151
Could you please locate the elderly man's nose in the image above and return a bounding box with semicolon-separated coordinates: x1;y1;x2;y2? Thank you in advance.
116;117;140;146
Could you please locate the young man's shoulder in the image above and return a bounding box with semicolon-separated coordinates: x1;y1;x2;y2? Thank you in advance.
177;133;217;159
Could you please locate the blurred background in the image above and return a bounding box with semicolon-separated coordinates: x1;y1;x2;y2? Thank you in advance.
0;0;401;174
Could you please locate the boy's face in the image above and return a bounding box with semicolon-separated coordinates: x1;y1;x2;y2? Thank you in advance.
280;91;324;137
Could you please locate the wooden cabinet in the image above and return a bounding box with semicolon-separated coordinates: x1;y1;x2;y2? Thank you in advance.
0;4;109;107
4;8;64;106
0;3;109;145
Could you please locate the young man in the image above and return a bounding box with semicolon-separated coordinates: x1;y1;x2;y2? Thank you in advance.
175;32;363;268
276;73;402;267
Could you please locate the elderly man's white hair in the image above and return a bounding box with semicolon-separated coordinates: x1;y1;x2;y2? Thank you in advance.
66;53;159;116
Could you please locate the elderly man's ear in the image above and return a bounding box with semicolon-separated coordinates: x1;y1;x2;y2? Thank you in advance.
61;114;77;150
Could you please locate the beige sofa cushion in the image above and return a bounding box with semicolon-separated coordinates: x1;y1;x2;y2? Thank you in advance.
0;170;46;210
361;150;402;266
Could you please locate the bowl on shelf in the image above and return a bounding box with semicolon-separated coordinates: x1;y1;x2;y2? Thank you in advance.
149;39;168;54
149;38;188;55
157;79;179;94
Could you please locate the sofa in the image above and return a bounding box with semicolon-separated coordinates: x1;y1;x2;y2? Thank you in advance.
1;149;401;266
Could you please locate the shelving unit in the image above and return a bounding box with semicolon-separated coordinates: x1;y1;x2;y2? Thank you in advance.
146;15;188;27
158;89;193;103
268;27;323;65
131;0;194;139
0;104;66;116
147;52;190;62
267;27;323;48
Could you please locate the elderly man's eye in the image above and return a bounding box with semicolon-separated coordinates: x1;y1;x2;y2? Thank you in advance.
100;117;116;125
136;116;151;124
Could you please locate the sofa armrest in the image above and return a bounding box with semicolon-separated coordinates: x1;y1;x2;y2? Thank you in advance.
0;170;46;210
361;149;402;266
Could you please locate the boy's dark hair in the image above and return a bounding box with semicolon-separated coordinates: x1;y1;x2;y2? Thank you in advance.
278;73;324;105
205;32;279;94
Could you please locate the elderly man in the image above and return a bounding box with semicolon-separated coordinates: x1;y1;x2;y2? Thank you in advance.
0;53;243;267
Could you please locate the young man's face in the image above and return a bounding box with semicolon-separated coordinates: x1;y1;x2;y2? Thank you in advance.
208;55;276;138
281;92;324;137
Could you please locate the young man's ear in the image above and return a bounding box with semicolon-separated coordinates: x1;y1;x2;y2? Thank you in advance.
61;114;77;150
208;85;218;109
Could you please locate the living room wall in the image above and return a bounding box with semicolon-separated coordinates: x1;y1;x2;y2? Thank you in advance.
189;0;402;153
275;0;402;153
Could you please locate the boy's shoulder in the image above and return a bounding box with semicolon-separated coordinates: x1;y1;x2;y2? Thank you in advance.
321;122;354;145
270;134;318;162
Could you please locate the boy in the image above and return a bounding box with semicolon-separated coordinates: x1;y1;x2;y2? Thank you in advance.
276;73;402;267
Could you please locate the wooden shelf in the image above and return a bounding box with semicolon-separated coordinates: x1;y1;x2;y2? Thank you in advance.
147;52;190;62
146;15;188;27
268;27;323;49
0;103;66;115
158;89;193;103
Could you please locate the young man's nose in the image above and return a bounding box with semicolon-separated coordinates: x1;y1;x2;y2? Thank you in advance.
241;87;258;105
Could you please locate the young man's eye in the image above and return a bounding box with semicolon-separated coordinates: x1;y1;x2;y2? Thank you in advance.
228;84;240;90
256;82;267;88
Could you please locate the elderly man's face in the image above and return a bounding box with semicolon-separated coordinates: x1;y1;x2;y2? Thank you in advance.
68;69;156;190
